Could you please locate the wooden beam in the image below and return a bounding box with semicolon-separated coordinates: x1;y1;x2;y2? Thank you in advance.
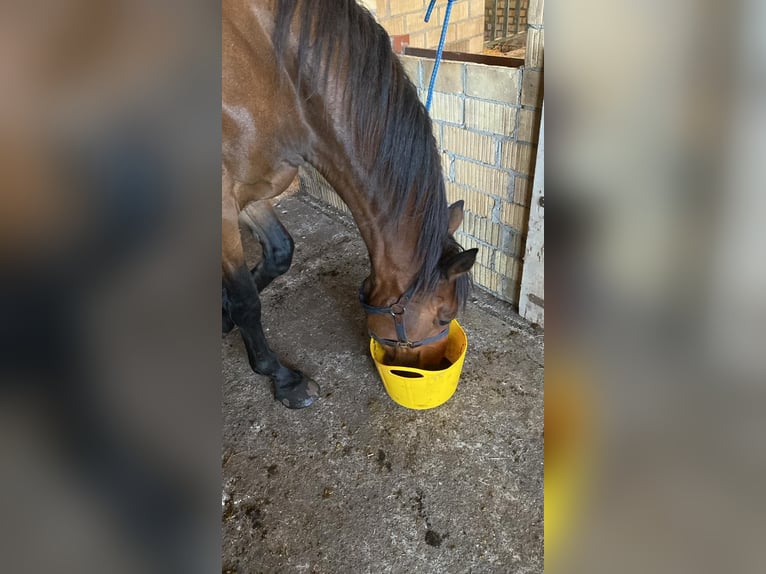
403;46;524;68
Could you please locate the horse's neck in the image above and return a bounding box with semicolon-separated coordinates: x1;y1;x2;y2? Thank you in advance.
310;153;419;299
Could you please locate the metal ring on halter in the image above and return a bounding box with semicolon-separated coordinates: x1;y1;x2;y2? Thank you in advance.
358;282;450;348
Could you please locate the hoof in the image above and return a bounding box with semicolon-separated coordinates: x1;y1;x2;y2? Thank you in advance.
274;375;320;409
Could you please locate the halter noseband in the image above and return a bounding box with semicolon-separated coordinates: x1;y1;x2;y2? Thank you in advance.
359;283;449;349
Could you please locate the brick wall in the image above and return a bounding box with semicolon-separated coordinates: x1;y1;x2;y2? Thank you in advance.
484;0;530;42
400;56;540;304
368;0;485;54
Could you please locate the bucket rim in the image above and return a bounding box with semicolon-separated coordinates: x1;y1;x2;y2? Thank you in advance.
369;319;467;377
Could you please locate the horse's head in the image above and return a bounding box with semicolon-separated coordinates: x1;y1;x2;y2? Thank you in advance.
361;201;477;370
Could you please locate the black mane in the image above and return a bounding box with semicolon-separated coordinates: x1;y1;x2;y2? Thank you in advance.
272;0;470;306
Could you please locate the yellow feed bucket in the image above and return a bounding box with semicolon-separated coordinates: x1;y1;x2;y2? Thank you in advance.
369;320;467;410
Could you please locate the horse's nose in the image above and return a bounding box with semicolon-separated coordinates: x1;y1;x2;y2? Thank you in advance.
416;339;450;370
383;346;419;367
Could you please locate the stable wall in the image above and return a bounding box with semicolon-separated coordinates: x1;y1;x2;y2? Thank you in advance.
400;56;541;304
360;0;486;53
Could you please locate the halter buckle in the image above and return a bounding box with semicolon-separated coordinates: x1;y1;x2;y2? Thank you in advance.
390;303;406;316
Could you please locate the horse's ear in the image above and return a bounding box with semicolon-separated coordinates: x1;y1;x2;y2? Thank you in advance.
441;248;477;282
448;200;464;235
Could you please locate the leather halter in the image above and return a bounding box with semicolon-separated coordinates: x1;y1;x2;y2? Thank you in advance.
359;283;449;349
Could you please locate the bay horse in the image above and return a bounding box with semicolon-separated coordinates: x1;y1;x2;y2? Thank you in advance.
222;0;478;409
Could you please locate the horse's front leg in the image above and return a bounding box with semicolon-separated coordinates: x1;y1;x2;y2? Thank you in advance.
241;201;295;292
222;189;319;408
222;173;297;336
223;264;319;408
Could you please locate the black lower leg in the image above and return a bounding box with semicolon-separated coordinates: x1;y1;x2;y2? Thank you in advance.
222;286;235;335
223;265;319;409
241;204;294;292
223;206;294;336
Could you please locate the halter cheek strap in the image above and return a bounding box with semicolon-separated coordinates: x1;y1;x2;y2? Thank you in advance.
359;283;449;349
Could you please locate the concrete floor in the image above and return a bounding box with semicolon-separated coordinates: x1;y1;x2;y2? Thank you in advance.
222;192;544;573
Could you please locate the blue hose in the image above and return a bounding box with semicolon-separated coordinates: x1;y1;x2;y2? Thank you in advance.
424;0;455;113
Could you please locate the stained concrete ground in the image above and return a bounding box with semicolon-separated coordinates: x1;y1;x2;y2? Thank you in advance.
222;192;544;574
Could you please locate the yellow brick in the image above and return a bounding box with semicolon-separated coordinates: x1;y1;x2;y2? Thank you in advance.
382;15;405;36
389;0;424;16
513;176;532;205
459;211;477;235
376;0;389;17
455;159;510;194
465;98;517;135
405;11;430;33
407;31;427;48
443;125;496;164
477;244;493;269
438;1;469;23
488;269;501;293
466;64;519;104
473;264;502;293
421;59;465;93
496;251;524;278
468;0;485;18
447;183;493;218
517;108;541;143
445;38;471;52
503;279;520;304
495;252;511;278
467;35;485;54
502;202;529;232
455;17;484;41
398;55;421;87
472;263;487;289
463;189;494;219
428;92;464;124
526;27;544;69
520;69;544;107
425;25;458;48
502;142;536;175
463;212;502;247
445;182;462;205
441;151;451;176
432;121;442;149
